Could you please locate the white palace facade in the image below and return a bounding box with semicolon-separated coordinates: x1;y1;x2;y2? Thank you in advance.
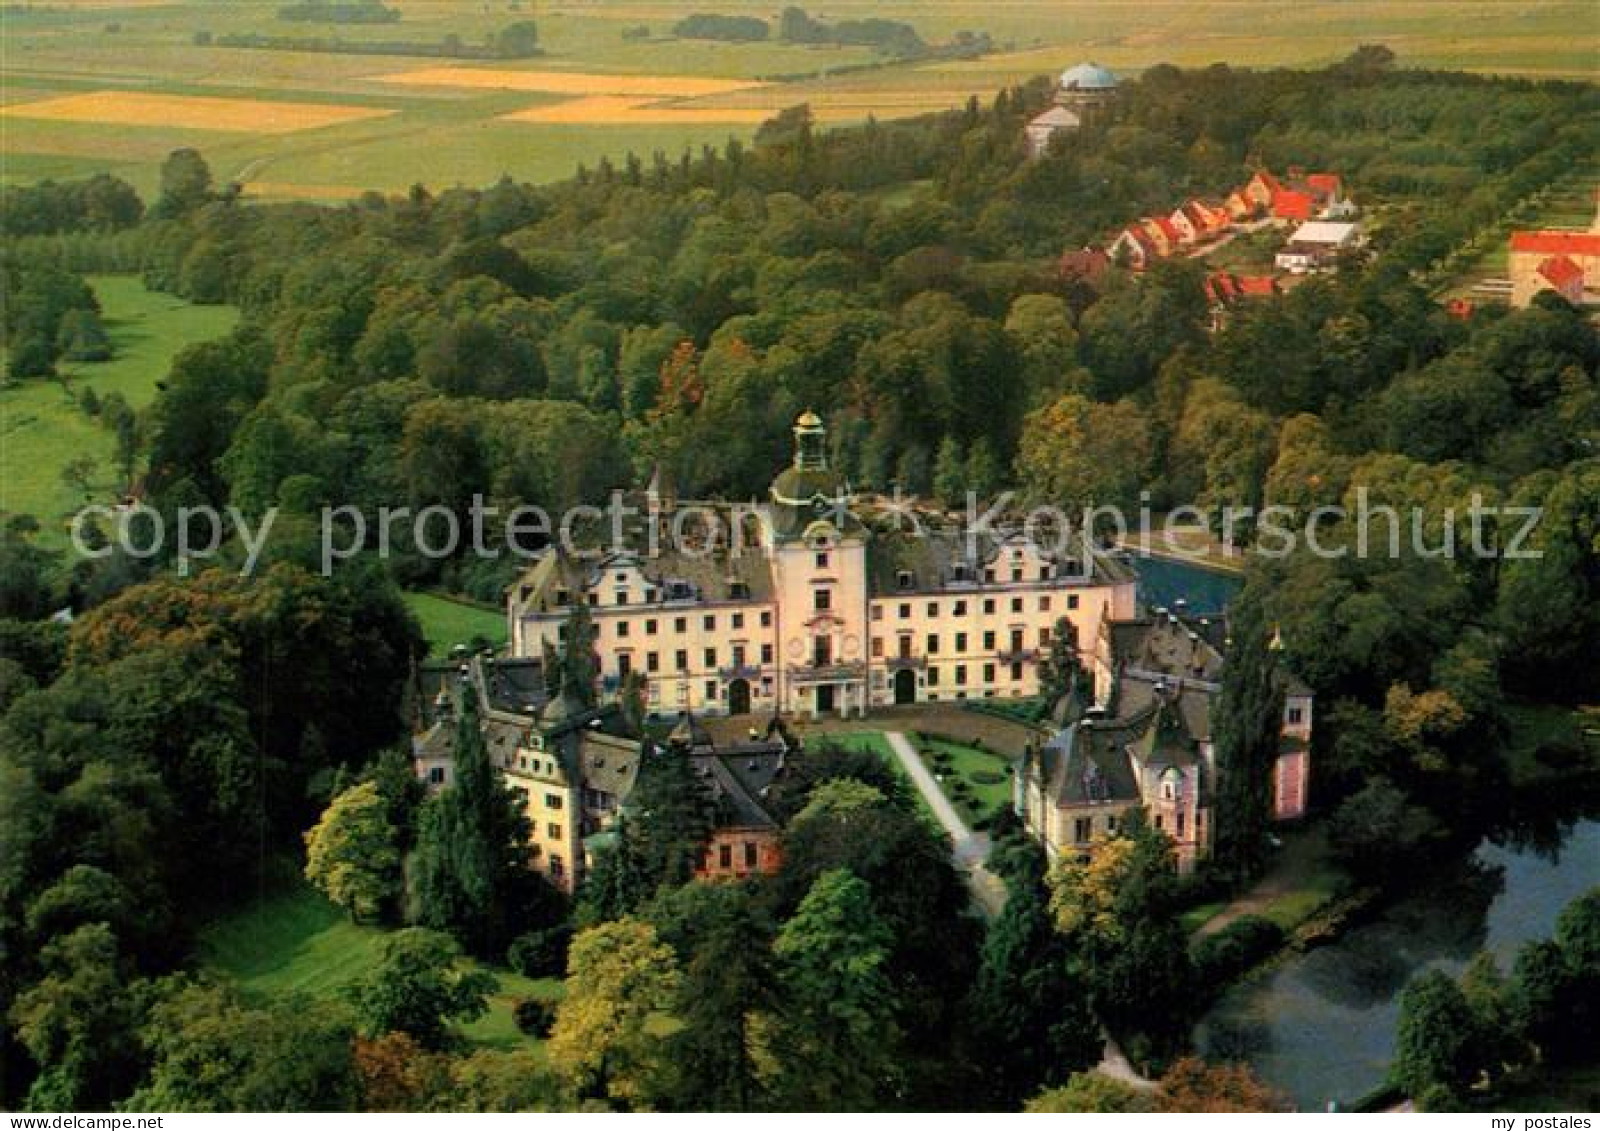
507;412;1138;719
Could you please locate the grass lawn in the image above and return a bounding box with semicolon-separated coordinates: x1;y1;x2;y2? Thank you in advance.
200;882;560;1052
404;590;509;658
0;275;237;542
908;732;1016;828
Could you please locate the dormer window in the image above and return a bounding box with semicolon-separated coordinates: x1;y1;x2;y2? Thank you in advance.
730;580;750;600
952;563;970;582
555;587;570;606
897;569;914;590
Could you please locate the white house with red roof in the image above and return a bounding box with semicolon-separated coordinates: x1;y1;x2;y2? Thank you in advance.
1508;200;1600;307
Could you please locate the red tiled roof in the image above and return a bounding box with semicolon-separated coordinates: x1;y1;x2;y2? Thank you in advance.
1151;216;1183;244
1272;188;1315;220
1512;230;1600;257
1306;173;1342;197
1538;254;1584;289
1236;275;1278;296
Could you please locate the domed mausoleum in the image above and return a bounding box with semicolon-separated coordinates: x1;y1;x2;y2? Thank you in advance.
1026;61;1119;157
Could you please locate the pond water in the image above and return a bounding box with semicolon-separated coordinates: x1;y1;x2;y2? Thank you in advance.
1128;552;1243;616
1194;816;1600;1110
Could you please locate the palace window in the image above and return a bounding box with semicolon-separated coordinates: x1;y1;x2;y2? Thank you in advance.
676;650;688;672
1068;594;1079;610
704;648;717;668
955;665;967;686
732;612;744;629
703;614;716;631
1075;818;1092;843
954;599;967;616
815;588;831;611
955;632;968;651
647;652;660;673
760;610;772;627
926;634;939;655
761;644;774;664
674;617;687;633
816;551;830;569
545;794;563;810
983;598;996;615
927;602;939;617
983;630;996;650
645;618;658;635
617;621;629;638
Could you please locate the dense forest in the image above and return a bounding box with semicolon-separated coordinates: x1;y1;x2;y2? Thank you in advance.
1;51;1597;1111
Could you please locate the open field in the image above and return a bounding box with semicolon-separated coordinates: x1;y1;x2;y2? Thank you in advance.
374;67;764;98
404;590;509;657
0;276;238;542
3;1;1594;197
0;89;395;133
201;881;560;1052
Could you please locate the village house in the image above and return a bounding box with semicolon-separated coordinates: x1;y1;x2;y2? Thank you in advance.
1274;219;1363;273
1507;197;1600;307
1204;271;1280;331
1018;603;1312;872
507;412;1138;721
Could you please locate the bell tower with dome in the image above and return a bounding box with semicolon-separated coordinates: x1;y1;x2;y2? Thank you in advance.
766;411;870;718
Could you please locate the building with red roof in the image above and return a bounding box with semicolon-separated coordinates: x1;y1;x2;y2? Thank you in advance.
1508;209;1600;307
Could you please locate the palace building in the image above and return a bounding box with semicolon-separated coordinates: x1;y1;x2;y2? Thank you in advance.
1018;603;1313;872
506;412;1138;721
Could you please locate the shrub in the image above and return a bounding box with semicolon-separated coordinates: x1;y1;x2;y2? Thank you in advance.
507;925;572;979
971;770;1006;786
513;997;555;1036
1191;915;1285;983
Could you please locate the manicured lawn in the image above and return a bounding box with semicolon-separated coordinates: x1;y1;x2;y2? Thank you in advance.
200;882;560;1052
0;275;237;540
908;732;1016;827
404;590;509;658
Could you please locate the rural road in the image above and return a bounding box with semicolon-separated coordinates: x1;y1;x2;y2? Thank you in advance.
883;731;1007;916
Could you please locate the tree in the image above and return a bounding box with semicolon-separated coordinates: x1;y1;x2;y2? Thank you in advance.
1016;393;1152;513
1325;778;1445;885
9;925;145;1110
547;917;681;1108
1026;1071;1154;1112
56;307;111;362
1154;1057;1285;1112
651;883;775;1111
154;148;213;218
59;455;98;501
964;846;1099;1108
1211;590;1286;885
1048;813;1194;1054
304;780;401;922
771;869;901;1110
130;978;361;1112
628;740;713;891
1392;969;1480;1103
411;693;534;956
344;928;496;1051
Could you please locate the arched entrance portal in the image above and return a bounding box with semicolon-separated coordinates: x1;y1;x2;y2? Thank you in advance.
727;678;751;716
892;667;917;705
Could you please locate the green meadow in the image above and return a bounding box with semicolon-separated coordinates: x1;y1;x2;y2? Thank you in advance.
404;590;510;658
0;275;237;543
201;881;561;1052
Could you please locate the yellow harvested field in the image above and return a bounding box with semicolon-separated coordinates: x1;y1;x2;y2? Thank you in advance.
499;96;772;125
374;67;763;98
0;91;395;134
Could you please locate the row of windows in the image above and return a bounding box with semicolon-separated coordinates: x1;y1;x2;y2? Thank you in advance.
615;642;776;677
698;841;764;870
589;609;774;640
871;627;1048;658
871;593;1079;621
